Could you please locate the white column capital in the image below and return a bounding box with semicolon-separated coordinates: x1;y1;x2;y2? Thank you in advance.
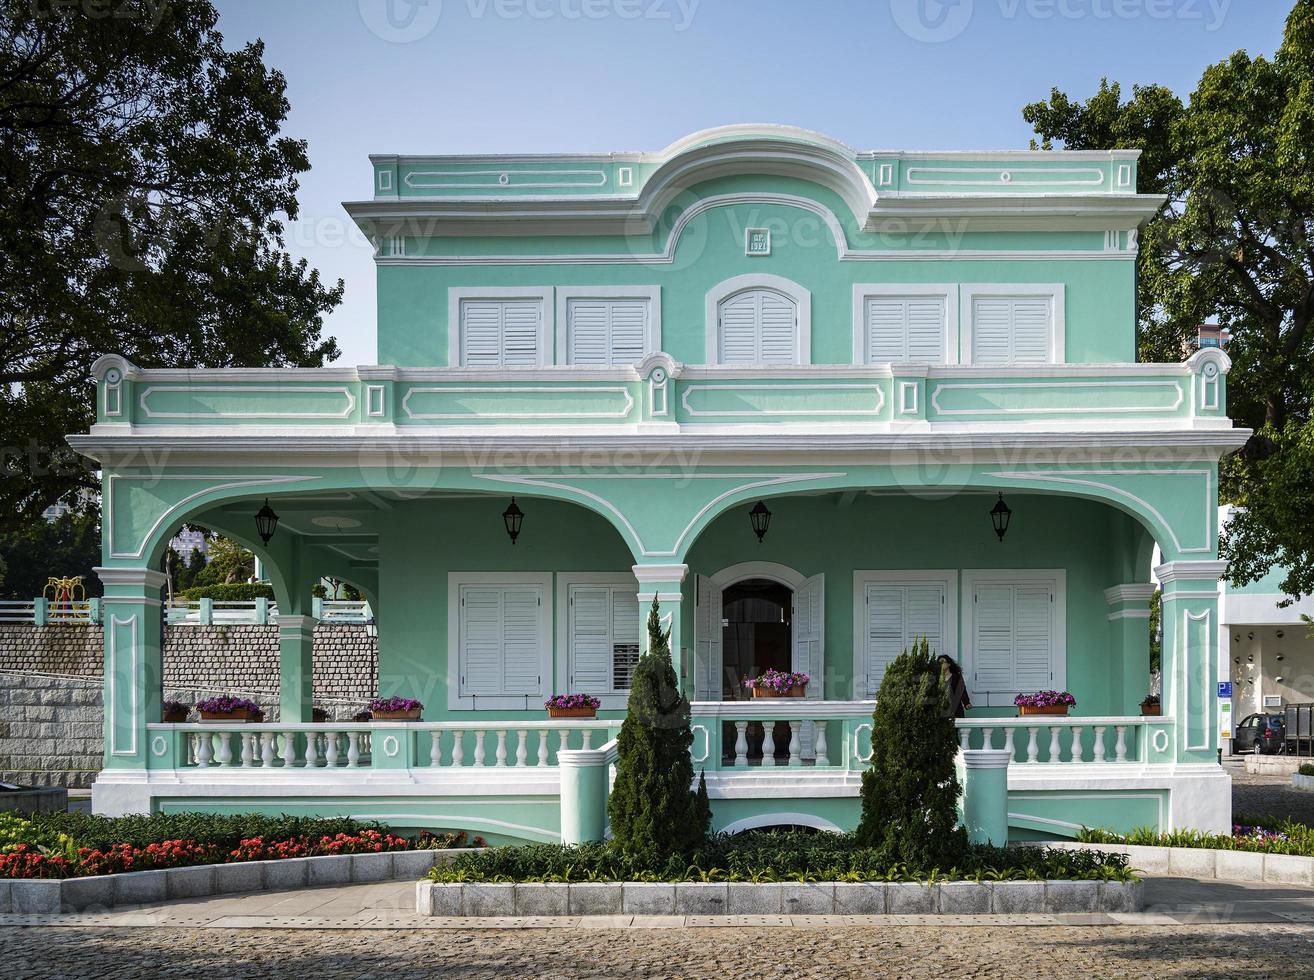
632;564;688;585
1155;560;1228;586
277;614;318;633
1104;584;1158;606
94;567;168;591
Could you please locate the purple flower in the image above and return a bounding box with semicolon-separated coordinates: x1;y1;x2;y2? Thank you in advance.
544;694;601;710
1013;691;1077;708
743;669;810;693
195;696;262;715
369;697;423;713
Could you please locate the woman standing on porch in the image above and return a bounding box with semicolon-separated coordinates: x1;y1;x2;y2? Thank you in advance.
938;655;972;719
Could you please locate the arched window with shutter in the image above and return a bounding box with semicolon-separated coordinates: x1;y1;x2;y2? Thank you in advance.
705;275;811;366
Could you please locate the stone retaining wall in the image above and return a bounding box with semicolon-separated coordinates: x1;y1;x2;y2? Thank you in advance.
0;624;377;789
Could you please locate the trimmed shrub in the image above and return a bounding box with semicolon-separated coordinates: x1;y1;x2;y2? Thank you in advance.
1299;763;1314;777
178;582;275;601
607;598;710;861
855;637;967;867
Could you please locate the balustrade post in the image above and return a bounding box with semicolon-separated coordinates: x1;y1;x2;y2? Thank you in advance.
304;731;319;767
282;730;298;767
1026;727;1040;763
1069;726;1084;764
537;730;549;767
1114;726;1128;763
1092;726;1106;763
733;722;748;767
515;730;528;767
788;721;802;767
260;732;276;767
240;732;255;767
1003;728;1016;758
761;723;777;768
324;731;340;767
1047;726;1061;763
814;721;829;767
559;747;609;845
474;730;487;766
452;730;465;767
347;732;361;767
430;731;443;767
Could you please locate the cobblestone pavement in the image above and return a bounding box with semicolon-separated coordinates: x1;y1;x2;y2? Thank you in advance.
5;922;1314;978
1229;761;1314;823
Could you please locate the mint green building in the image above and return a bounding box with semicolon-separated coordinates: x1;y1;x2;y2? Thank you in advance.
72;125;1245;842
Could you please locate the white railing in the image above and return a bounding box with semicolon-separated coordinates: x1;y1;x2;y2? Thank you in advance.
0;600;36;623
162;598;371;626
690;700;875;769
149;719;622;771
317;600;371;624
955;715;1160;764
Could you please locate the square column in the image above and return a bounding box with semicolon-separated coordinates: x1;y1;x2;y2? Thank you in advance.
1155;560;1228;764
633;564;688;692
1104;584;1157;713
94;567;167;770
278;614;318;724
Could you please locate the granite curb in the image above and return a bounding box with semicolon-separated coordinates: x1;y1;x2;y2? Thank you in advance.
1042;841;1314;887
5;847;482;914
416;879;1144;917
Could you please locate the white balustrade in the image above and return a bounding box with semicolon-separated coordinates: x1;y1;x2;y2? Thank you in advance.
690;701;871;769
956;716;1158;765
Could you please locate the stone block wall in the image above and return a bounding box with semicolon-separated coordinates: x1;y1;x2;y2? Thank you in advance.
0;623;377;789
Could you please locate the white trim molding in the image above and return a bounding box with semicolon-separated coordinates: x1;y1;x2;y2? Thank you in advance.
960;283;1066;366
446;286;554;368
851;283;960;366
1155;560;1228;587
705;273;812;366
632;564;689;585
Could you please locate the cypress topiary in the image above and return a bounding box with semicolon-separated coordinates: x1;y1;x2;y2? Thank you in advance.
608;598;710;862
854;637;967;868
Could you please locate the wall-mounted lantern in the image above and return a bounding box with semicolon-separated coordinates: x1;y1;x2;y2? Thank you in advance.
749;501;772;544
254;499;279;545
989;493;1012;543
503;498;524;545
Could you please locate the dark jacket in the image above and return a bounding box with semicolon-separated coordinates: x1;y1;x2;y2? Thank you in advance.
946;670;972;719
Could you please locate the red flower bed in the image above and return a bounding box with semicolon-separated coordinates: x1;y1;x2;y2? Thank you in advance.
0;829;481;880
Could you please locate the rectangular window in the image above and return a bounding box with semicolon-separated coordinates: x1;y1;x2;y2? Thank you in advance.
963;569;1066;701
459;299;543;367
864;296;948;363
852;570;957;699
565;298;649;365
447;287;552;367
556;574;641;709
962;285;1064;365
449;573;550;709
555;287;660;366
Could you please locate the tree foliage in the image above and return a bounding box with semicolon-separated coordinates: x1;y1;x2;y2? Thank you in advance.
1023;1;1314;598
191;535;252;587
607;598;709;861
0;510;101;598
0;0;342;530
855;638;967;867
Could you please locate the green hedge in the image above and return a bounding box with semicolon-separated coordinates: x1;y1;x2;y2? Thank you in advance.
24;812;372;851
178;583;276;601
428;830;1134;883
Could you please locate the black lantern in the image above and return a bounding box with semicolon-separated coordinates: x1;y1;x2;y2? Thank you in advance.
989;493;1012;543
748;500;772;544
502;497;524;545
254;498;279;545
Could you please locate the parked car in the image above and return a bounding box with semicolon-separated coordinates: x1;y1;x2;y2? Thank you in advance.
1233;713;1286;754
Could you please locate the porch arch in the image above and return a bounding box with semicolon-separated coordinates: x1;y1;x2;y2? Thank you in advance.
708;560;808;593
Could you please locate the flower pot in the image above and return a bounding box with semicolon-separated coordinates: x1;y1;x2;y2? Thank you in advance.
372;709;422;721
1140;703;1161;716
752;684;807;699
199;708;259;722
547;706;597;719
1018;704;1070;717
161;709;189;724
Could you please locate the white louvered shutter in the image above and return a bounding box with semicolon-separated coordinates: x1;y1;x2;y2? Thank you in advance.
793;574;825;757
970;296;1052;365
865;297;946;364
971;580;1055;692
610;589;641;691
569;586;611;693
694;575;722;700
566;298;649;365
863;582;946;697
459;299;542;367
718;288;798;365
1012;584;1054;691
459;587;503;696
500;586;542;693
458;583;543;698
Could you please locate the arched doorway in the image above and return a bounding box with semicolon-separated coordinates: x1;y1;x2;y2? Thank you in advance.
722;577;793;765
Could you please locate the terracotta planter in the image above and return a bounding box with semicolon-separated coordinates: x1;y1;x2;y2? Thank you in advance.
752;684;807;699
199;708;260;722
547;706;597;719
1018;704;1070;717
1140;703;1162;716
372;709;422;721
161;709;189;724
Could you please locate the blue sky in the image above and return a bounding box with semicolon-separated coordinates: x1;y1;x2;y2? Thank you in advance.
210;0;1293;364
